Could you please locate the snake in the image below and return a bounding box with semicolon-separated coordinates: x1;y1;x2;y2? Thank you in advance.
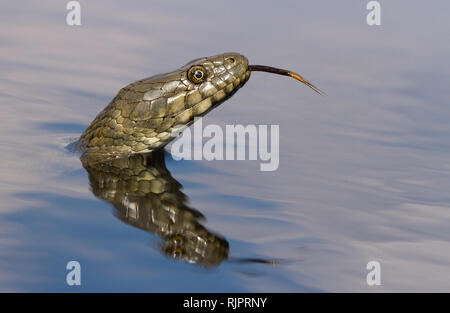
76;52;322;157
83;149;283;266
82;150;229;266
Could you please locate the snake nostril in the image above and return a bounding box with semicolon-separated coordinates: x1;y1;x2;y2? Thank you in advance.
226;57;235;64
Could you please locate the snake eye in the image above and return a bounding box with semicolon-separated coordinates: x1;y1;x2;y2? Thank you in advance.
188;66;207;84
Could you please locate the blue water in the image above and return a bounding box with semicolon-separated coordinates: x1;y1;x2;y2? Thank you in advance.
1;0;450;292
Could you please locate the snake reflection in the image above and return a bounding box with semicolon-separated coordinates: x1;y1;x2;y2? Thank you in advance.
82;150;229;266
82;151;284;267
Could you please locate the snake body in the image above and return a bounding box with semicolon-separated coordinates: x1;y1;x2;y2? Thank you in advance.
78;53;251;156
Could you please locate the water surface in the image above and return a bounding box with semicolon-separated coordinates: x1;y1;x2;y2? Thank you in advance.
1;1;450;292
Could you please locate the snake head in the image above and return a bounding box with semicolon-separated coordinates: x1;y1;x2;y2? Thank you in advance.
169;52;252;116
78;52;321;156
78;53;251;155
138;52;252;116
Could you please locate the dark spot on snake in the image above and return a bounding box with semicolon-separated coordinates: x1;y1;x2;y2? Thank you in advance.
195;70;203;79
226;57;235;64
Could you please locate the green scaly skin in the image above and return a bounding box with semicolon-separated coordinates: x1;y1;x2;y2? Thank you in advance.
78;53;251;157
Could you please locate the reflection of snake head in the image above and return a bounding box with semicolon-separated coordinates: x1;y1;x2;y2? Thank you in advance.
162;233;228;267
76;52;322;156
82;150;229;267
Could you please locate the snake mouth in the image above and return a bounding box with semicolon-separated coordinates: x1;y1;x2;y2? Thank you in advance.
248;65;324;95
